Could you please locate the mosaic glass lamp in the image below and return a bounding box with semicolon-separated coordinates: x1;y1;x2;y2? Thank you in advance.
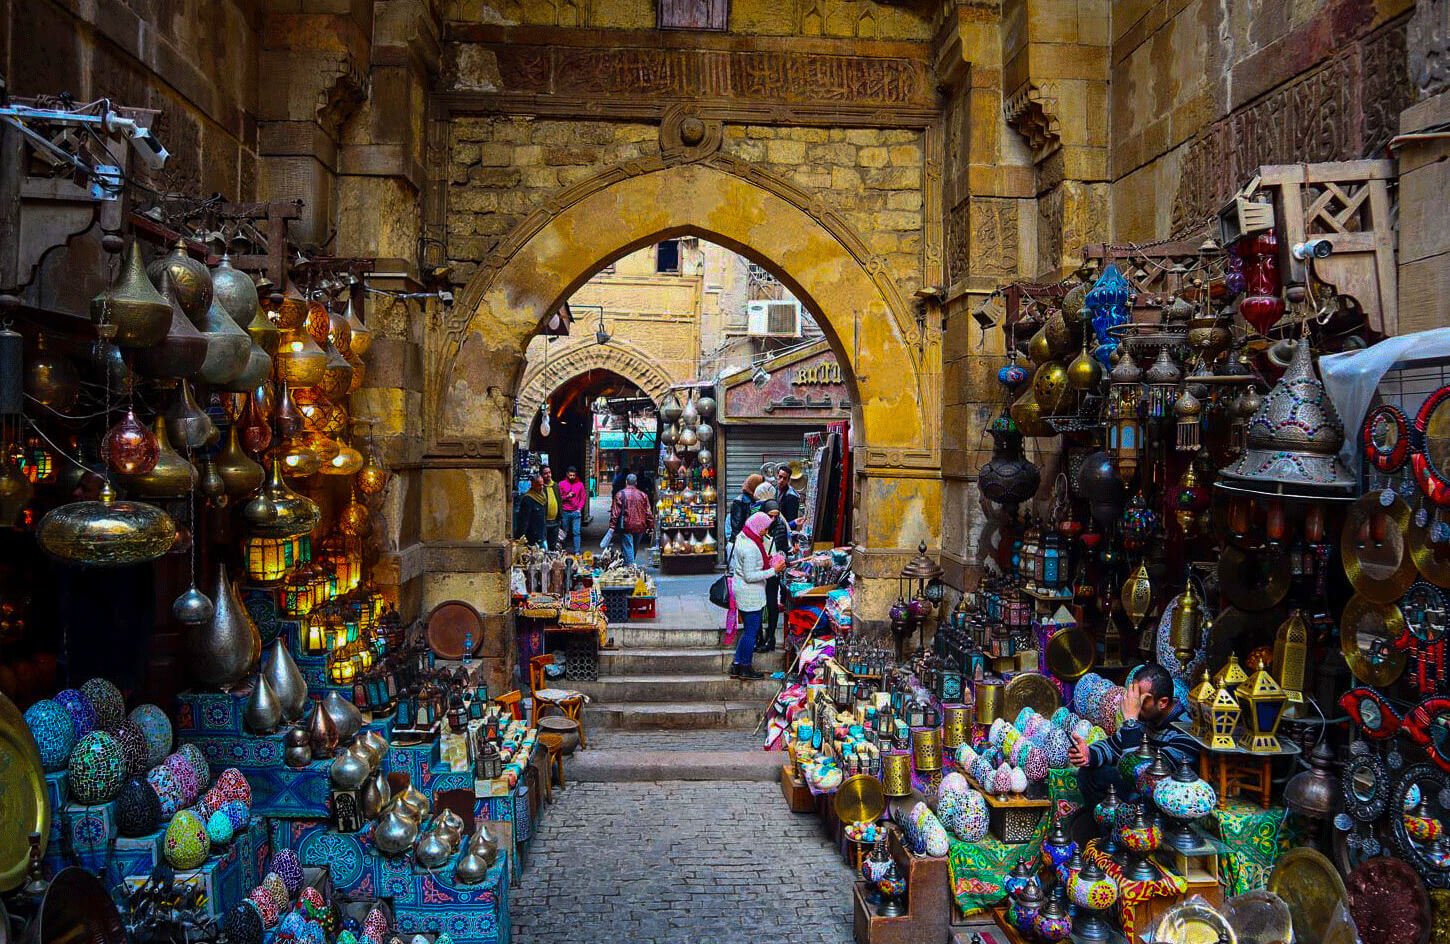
1094;782;1124;858
1153;759;1217;851
1118;803;1162;881
1067;858;1119;942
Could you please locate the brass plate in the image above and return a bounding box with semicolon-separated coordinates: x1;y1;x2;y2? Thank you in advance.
1219;546;1291;612
1223;890;1292;944
1408;514;1450;588
1342;494;1418;604
833;774;885;825
425;599;484;660
1156;900;1239;944
0;691;49;892
1340;594;1409;687
1003;672;1061;720
1045;629;1095;682
1269;847;1348;944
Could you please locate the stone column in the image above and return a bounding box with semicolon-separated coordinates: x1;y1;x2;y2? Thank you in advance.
1398;0;1450;332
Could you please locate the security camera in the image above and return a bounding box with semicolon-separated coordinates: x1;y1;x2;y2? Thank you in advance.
1292;239;1333;260
438;291;454;306
103;113;168;171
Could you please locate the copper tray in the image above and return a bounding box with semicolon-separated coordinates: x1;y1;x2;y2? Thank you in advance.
0;691;47;893
1339;594;1408;687
1341;494;1418;604
425;600;484;660
1268;847;1347;944
1346;856;1432;944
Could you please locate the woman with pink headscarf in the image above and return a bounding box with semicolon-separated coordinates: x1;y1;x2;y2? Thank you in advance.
729;511;786;679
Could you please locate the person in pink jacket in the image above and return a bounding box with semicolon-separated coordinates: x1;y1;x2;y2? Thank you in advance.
558;466;589;553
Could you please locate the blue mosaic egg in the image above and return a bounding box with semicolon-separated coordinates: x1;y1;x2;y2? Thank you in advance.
297;921;325;944
128;704;173;769
116;777;163;837
278;913;306;939
219;799;251;831
68;730;126;804
206;809;235;845
269;849;305;896
80;677;126;730
111;718;150;776
23;698;76;772
1042;727;1073;769
55;688;98;739
146;764;186;817
336;931;359;944
224;902;264;944
178;743;211;789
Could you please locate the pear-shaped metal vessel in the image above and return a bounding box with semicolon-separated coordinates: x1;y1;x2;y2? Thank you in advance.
146;239;213;325
329;750;370;790
321;690;363;742
121;418;196;500
99;240;172;348
199;294;252;385
343;298;372;356
275;328;326;388
359;729;389;763
187;564;260;690
414;830;452;869
454;848;491;885
166;380;216;451
360;768;391;819
215;424;264;496
172;583;215;625
246;307;280;356
249;458;321;538
133;269;209;379
263;637;308;721
307;698;339;758
220;342;272;393
244;672;283;734
210;255;260;328
373;807;418;856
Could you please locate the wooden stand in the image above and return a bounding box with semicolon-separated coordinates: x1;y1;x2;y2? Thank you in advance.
852;830;951;944
963;774;1051;844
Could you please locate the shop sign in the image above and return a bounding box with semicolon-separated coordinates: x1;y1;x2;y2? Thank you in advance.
724;349;850;421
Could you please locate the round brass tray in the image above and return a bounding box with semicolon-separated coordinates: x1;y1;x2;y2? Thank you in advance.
1219;546;1291;612
0;691;48;893
1269;847;1348;944
1408;513;1450;588
1155;900;1238;944
834;773;885;825
1003;671;1061;720
1341;494;1418;604
1339;594;1408;687
1045;629;1095;682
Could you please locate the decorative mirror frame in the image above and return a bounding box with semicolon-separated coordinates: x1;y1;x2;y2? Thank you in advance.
1411;385;1450;508
1401;581;1449;645
1339;687;1405;740
1341;743;1390;822
1388;762;1450;889
1364;402;1410;473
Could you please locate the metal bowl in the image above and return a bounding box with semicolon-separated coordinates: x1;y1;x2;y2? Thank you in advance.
538;716;581;755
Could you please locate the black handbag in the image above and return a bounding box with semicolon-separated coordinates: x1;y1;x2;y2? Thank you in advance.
707;540;734;609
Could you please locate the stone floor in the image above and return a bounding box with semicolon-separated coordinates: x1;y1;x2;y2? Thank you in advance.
586;728;762;752
511;780;857;944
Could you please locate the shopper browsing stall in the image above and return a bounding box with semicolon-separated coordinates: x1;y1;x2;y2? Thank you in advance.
730;511;786;679
729;473;764;542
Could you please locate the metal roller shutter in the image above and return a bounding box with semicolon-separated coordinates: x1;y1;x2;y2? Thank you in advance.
721;425;821;509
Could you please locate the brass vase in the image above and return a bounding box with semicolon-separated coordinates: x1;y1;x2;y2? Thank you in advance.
360;768;391;819
166;381;215;451
96;240;171;348
248;458;321;538
215;424;264;496
262;637;308;721
198;294;252;386
243;672;282;734
210;255;259;329
307;698;339;758
36;483;176;566
321;690;363;742
146;239;213;325
133;269;208;380
187;564;260;690
121;417;196;499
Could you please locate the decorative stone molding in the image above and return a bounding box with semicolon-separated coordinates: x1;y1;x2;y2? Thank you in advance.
659;104;724;163
1003;81;1060;162
511;339;677;444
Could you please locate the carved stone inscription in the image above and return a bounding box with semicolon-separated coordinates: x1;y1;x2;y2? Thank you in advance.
489;43;932;108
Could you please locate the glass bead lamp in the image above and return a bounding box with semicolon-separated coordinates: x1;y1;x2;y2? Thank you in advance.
1067;859;1119;942
1118;803;1162;881
1040;817;1078;886
1094;782;1124;858
1153;759;1217;851
1032;888;1073;942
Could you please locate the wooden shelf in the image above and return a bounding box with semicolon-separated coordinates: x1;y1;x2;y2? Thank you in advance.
662;551;717;557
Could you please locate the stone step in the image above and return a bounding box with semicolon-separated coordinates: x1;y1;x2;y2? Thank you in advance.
599;646;786;675
573;673;782;703
607;626;721;649
565;749;778;782
584;700;763;730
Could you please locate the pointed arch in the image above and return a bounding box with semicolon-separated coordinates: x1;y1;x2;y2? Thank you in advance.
511;339;675;445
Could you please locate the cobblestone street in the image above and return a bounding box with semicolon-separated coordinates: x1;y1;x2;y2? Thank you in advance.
512;780;856;944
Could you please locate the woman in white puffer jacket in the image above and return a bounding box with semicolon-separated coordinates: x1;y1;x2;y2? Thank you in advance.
729;511;784;679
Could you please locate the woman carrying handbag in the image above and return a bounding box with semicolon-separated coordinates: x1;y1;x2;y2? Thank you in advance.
727;511;786;679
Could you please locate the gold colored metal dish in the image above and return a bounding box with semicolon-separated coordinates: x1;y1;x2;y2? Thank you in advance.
1341;494;1418;603
0;691;48;893
1340;594;1409;687
834;774;885;825
1045;629;1095;682
1219;546;1291;612
1003;671;1061;720
1156;900;1238;944
1269;847;1348;944
1409;514;1450;588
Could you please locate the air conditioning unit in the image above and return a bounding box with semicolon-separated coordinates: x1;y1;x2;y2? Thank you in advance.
746;300;803;338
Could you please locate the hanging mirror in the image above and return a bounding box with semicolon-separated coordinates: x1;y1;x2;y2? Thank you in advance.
1341;744;1390;822
1340;595;1408;687
1388;764;1450;889
1363;403;1410;473
1341;494;1417;603
1405;697;1450;774
1401;582;1449;645
1338;687;1404;740
1411;385;1450;507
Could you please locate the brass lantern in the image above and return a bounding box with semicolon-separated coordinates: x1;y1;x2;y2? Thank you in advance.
320;535;362;595
1272;610;1309;709
1207;685;1241;750
1121;564;1153;626
1168;583;1204;671
1105;351;1144;478
283;568;316;618
1213;654;1249;694
302;615;328;655
1188;668;1216;737
1237;659;1288;752
245;536;292;585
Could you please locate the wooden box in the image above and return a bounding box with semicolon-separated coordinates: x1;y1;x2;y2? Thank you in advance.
852;829;951;944
780;765;815;813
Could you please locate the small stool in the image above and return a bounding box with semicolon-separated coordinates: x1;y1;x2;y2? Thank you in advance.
537;732;567;802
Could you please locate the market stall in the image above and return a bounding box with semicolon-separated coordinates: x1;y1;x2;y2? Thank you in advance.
769;234;1449;944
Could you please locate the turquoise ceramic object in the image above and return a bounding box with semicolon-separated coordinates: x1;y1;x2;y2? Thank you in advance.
23;698;76;771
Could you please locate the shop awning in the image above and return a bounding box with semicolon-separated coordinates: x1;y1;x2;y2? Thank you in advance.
597;431;656;449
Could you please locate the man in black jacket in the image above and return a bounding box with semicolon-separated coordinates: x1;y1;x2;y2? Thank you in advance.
1069;662;1200;811
775;465;802;527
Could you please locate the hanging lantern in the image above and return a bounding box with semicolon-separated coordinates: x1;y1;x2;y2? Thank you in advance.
1143;347;1182;418
324;442;364;476
281;438;321;478
1168;583;1204;671
25;334;80;413
1119;492;1156;552
1272;610;1308;709
342;297;371;356
283;568;315;618
977;414;1041;517
319;536;362;595
245;536;292;585
120;417;197;499
95;240;171;348
275;328;327;388
1174;387;1203;451
23;435;55;485
1173;462;1211;534
1085;263;1131;366
102;408;159;475
1104;352;1143;479
302;615;328;655
1121;564;1152;625
1236;231;1285;335
37;483;176;567
356;452;390;496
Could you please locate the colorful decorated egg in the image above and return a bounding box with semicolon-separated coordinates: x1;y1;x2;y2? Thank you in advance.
80;677;126;729
68;730;126;804
278;912;306;940
219;799;251;832
970;755;994;785
1023;746;1049;781
247;887;280;929
215;767;252;806
1009;766;1029;793
178;743;211;788
224;902;265;944
336;932;358;944
435;935;455;944
111;718;150;776
1098;686;1126;736
1042;728;1073;768
988;718;1009;746
298;885;326;918
116;776;163;837
956;743;977;767
128;704;173;768
147;764;185;816
913;803;951;857
1014;707;1037;731
956;789;990;841
297;921;325;944
271;849;305;896
262;872;290;911
362;906;388;943
55;688;98;739
1050;706;1072;728
165;752;202;805
23;699;76;771
206;810;236;845
1071;718;1095;741
992;763;1014;795
164;810;211;869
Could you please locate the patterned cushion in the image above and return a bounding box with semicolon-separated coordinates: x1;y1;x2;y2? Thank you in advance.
535;688;587;703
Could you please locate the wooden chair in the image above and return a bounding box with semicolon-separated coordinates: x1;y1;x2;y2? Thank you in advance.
536;732;567;802
495;689;524;721
527;654;589;750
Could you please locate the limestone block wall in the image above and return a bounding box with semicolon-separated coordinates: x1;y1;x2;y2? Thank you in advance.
446;0;929;39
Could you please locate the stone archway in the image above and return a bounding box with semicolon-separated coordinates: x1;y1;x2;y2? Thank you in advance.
423;158;942;618
511;339;675;446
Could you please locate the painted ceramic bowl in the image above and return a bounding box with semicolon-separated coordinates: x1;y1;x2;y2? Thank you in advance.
206;810;236;845
270;849;305;896
68;730;127;804
23;698;76;771
111;718;151;776
115;776;163;837
55;688;98;739
178;743;211;788
128;704;173;768
80;677;126;729
164;809;211;870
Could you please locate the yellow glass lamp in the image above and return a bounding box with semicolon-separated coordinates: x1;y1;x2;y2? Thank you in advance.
283;569;315;617
1213;653;1249;694
245;535;292;585
1122;564;1153;625
302;616;328;655
1273;610;1309;707
1237;660;1288;752
1188;668;1217;737
319;536;361;595
329;653;357;684
1207;686;1241;750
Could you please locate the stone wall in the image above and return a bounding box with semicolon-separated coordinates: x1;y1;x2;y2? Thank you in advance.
446;0;929;39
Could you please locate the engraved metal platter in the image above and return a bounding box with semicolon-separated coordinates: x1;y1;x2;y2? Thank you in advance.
1003;671;1061;720
1341;493;1418;604
1045;629;1095;682
1268;847;1348;944
0;690;48;893
1154;900;1238;944
834;774;885;826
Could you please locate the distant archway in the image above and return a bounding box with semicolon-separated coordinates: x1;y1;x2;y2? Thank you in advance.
512;339;673;446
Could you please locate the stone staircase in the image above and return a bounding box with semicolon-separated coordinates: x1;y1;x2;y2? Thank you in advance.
578;624;785;730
